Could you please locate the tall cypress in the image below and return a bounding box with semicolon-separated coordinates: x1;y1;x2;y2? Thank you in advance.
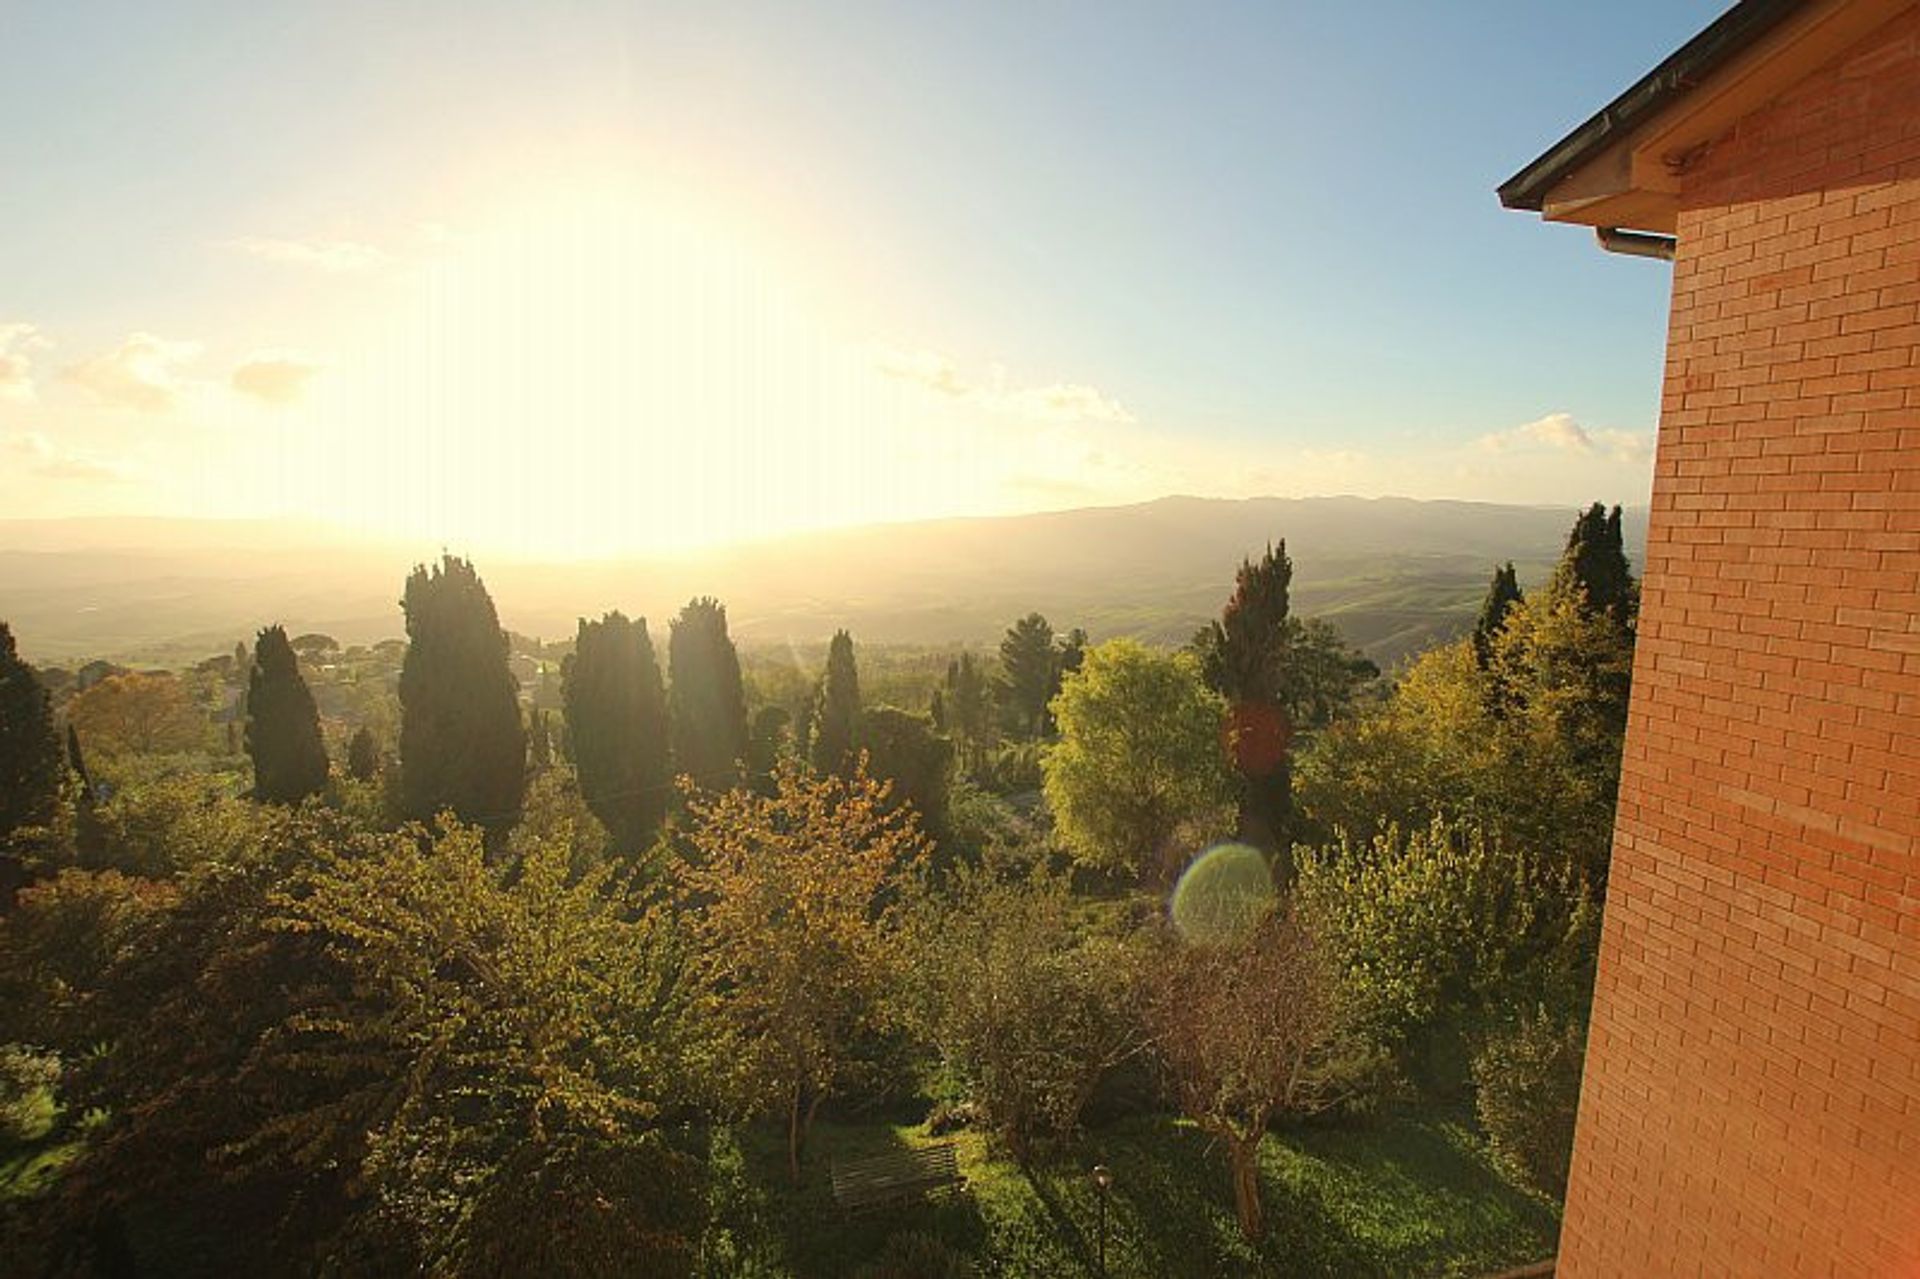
563;612;672;852
1195;542;1295;860
246;624;330;804
0;622;62;841
997;613;1057;739
1551;503;1636;633
809;630;861;776
398;555;527;831
668;597;748;792
1472;563;1525;670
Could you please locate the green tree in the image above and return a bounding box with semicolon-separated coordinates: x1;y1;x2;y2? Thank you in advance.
1194;543;1295;857
1552;502;1636;634
564;612;672;853
667;597;748;792
1472;562;1524;671
345;726;380;782
860;706;954;843
245;624;330;804
997;613;1056;738
809;629;861;776
941;653;996;777
677;764;929;1181
66;671;205;758
398;555;528;832
1043;640;1234;886
0;622;62;843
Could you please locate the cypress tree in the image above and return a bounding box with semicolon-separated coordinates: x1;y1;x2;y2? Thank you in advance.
563;612;672;852
997;613;1056;738
346;726;380;782
1472;563;1524;670
0;622;62;841
1551;503;1636;633
398;555;528;831
246;624;330;804
1195;542;1296;860
809;630;861;776
667;597;748;792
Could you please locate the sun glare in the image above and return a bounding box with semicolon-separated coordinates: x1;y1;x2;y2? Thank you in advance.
278;182;984;560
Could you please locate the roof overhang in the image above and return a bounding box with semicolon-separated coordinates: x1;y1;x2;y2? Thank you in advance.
1498;0;1915;234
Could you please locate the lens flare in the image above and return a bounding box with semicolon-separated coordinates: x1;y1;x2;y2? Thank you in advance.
1170;843;1274;946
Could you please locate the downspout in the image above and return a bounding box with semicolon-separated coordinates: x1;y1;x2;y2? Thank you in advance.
1596;226;1676;261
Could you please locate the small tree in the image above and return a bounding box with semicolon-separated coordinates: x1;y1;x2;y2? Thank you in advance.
245;624;330;804
0;622;62;842
563;612;672;853
1471;562;1524;672
66;671;205;758
809;630;861;776
860;707;953;842
1194;542;1296;854
668;598;749;792
677;763;929;1181
997;613;1056;738
1043;640;1233;886
345;726;380;782
1146;904;1345;1241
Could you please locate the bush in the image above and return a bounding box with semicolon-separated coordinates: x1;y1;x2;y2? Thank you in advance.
853;1231;980;1279
0;1044;60;1145
1473;1005;1586;1199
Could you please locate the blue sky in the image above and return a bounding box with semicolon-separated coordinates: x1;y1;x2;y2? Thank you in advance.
0;1;1725;556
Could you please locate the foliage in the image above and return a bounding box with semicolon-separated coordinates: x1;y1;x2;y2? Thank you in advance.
1551;502;1636;635
860;707;953;843
0;869;180;1051
939;653;997;778
1043;640;1232;886
398;555;528;831
0;623;63;844
997;613;1057;739
852;1230;981;1279
0;1047;61;1147
901;865;1147;1157
810;630;861;776
1194;542;1295;853
1471;562;1523;672
1144;904;1349;1241
677;764;930;1181
1473;1004;1586;1200
82;772;266;879
345;725;380;782
1296;819;1597;1096
245;624;330;804
65;671;205;759
564;611;673;854
668;597;750;792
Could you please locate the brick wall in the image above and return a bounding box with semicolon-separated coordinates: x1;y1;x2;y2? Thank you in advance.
1559;8;1920;1276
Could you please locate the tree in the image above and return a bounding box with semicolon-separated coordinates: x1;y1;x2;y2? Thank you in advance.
1194;543;1295;857
677;763;929;1181
860;707;953;842
1146;904;1348;1241
809;630;861;776
245;624;330;804
1472;562;1524;671
940;654;996;777
0;622;62;842
563;612;672;854
345;726;380;782
997;614;1056;738
1043;640;1234;886
66;671;205;757
667;597;748;792
398;556;527;832
1551;502;1636;634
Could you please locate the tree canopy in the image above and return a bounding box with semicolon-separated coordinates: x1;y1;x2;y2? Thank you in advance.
668;597;749;792
563;611;672;853
0;622;62;843
245;624;330;804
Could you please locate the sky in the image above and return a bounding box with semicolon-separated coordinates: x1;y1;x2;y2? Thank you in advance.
0;0;1727;559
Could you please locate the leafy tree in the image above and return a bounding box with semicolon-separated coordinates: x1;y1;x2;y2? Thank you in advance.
1055;627;1089;680
1473;1003;1587;1199
940;653;996;777
902;864;1146;1157
245;624;330;804
997;613;1056;738
66;671;205;758
288;633;339;658
809;630;861;776
0;621;62;842
1194;543;1295;856
1472;562;1524;671
1043;640;1233;886
1281;618;1380;731
1146;904;1348;1241
398;555;527;832
345;726;380;782
860;707;953;843
563;612;672;853
667;597;748;792
677;763;929;1181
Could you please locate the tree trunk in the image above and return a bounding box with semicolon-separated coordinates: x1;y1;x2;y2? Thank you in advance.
1229;1137;1264;1242
787;1083;804;1184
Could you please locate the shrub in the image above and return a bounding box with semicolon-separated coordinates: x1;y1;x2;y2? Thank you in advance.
0;1044;60;1145
1473;1005;1586;1199
853;1231;980;1279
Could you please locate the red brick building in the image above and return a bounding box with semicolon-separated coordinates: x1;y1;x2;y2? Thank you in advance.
1500;1;1920;1273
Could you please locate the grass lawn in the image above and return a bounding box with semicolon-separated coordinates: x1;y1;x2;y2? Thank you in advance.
696;1109;1559;1277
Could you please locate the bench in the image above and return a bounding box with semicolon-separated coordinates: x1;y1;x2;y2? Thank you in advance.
829;1142;965;1213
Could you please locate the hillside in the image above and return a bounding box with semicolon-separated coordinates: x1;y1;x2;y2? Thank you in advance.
0;496;1648;668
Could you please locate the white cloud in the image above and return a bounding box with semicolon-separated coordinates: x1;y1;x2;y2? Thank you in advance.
1477;412;1652;465
876;345;1135;424
231;353;323;405
64;333;203;412
4;431;123;481
229;236;389;274
0;323;48;403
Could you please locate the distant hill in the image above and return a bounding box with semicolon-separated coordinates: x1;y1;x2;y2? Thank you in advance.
0;497;1648;669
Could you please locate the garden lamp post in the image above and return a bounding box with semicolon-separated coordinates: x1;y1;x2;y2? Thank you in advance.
1091;1163;1113;1274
